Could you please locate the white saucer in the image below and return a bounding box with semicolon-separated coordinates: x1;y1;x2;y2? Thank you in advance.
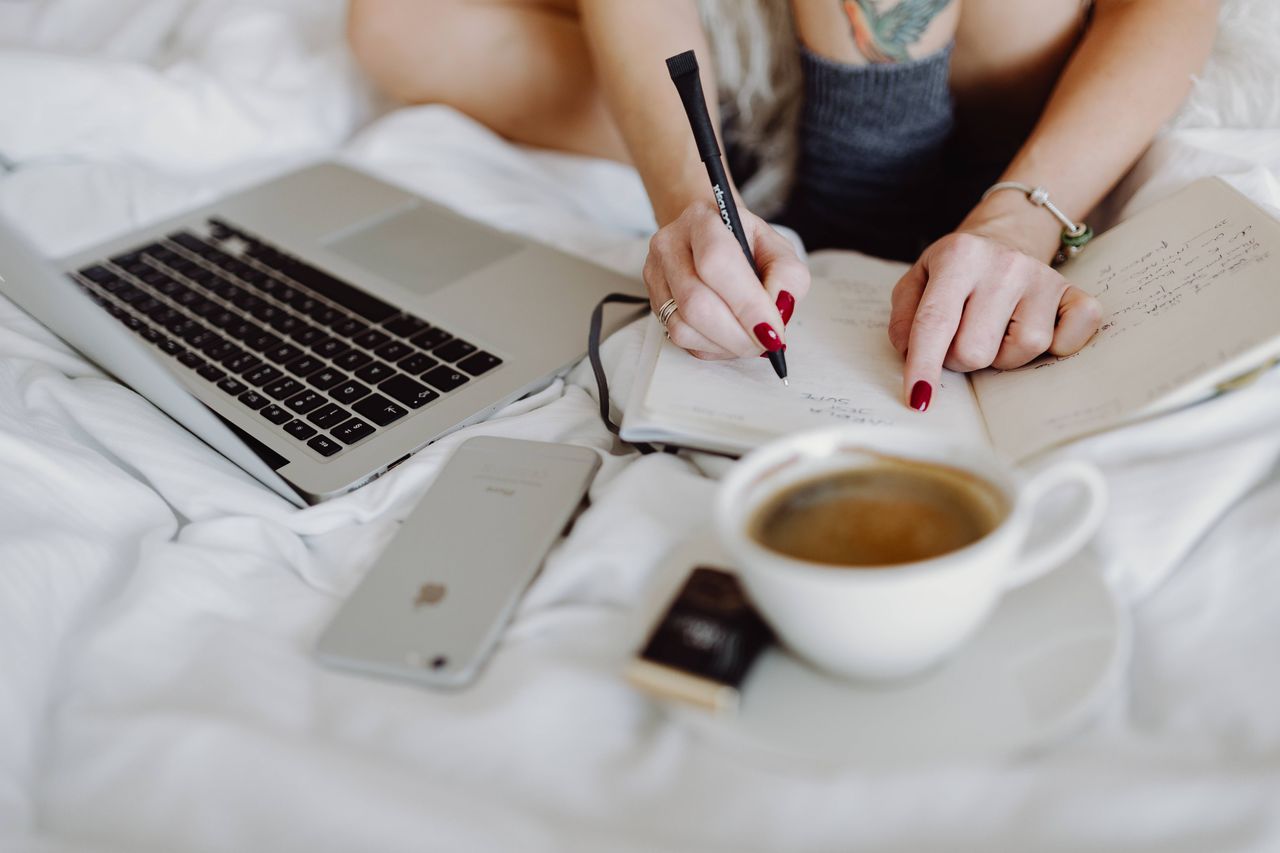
635;533;1131;769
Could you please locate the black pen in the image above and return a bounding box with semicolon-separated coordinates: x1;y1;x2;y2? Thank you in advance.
666;49;788;385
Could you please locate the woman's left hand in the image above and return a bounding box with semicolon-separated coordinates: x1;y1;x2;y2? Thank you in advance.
887;227;1103;412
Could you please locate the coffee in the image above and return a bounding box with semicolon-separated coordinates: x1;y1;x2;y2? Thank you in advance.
750;458;1005;567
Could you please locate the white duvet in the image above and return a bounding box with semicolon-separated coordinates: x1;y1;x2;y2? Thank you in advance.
2;2;1280;851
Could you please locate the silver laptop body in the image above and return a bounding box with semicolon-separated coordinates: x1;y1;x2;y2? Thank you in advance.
1;162;644;503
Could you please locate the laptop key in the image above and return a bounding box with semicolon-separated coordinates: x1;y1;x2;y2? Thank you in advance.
170;232;208;253
270;313;305;336
354;360;395;384
398;352;438;375
433;338;477;363
331;417;376;445
309;304;342;326
136;297;164;317
353;394;409;426
291;326;327;346
80;265;115;283
378;375;440;410
259;404;292;425
285;355;324;378
408;327;452;350
227;319;261;341
226;353;262;375
334;349;372;372
175;321;204;342
373;340;413;362
382;314;429;337
264;377;303;400
307;434;342;457
245;331;284;353
178;351;204;369
256;311;292;334
329;380;371;405
422;365;470;393
154;278;184;297
217;377;247;396
265;343;303;364
284;390;325;414
245;365;284;387
353;329;390;350
238;390;269;411
115;284;144;304
231;291;260;310
307;403;351;429
197;364;227;383
217;345;250;366
159;337;184;356
284;419;317;440
188;329;220;350
99;275;128;294
190;298;223;319
205;340;239;362
307;367;345;391
330;316;368;339
312;337;349;359
209;279;241;301
209;309;238;329
275;287;305;308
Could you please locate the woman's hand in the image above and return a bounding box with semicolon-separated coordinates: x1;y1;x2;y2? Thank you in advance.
887;227;1103;411
643;198;810;360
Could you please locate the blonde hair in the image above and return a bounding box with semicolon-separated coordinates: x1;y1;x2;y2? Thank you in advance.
697;0;801;216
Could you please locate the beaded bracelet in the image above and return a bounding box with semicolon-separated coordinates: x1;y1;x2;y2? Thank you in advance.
980;182;1093;266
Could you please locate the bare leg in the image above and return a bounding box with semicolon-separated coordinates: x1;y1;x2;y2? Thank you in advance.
347;0;629;162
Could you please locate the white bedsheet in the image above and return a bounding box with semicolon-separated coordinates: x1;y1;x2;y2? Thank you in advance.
3;2;1280;851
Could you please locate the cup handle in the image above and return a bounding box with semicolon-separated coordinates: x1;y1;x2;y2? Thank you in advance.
1003;459;1108;590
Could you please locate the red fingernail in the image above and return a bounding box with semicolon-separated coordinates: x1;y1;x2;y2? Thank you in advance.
753;323;783;352
759;344;787;358
776;291;795;325
910;381;932;412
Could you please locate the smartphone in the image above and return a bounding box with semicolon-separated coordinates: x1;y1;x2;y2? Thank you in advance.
316;436;600;688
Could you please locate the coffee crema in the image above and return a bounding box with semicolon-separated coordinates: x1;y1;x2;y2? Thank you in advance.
749;458;1006;567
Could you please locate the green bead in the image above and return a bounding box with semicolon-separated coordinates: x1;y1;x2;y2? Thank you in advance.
1060;224;1093;249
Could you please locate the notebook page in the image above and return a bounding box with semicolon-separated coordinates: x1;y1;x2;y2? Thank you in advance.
639;251;990;450
972;178;1280;460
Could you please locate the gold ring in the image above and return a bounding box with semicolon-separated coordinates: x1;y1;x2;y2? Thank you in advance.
656;298;678;329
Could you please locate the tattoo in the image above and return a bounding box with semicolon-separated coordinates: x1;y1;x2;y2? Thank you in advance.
842;0;953;64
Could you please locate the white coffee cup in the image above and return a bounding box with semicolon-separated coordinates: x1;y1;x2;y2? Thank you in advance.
714;426;1107;682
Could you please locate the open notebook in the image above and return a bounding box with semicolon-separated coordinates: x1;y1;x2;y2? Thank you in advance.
622;178;1280;461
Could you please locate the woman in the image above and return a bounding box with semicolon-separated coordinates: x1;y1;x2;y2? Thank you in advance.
346;0;1217;411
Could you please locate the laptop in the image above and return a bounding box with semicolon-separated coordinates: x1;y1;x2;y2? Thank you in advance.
0;162;645;505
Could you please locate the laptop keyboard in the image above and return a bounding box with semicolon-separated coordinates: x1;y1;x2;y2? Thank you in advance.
69;218;503;461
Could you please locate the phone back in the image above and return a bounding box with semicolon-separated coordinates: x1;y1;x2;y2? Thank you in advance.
316;436;599;687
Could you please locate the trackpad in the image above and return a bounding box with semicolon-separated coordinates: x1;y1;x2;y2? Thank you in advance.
326;204;522;296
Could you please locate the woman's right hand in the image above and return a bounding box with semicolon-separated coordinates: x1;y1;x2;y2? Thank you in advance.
642;198;810;360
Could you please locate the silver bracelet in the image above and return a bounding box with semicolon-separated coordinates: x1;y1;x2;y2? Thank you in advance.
980;181;1093;266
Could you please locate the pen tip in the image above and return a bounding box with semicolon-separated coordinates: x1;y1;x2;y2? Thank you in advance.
783;378;789;387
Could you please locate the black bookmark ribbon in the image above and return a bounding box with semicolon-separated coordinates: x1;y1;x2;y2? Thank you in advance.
587;293;665;456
